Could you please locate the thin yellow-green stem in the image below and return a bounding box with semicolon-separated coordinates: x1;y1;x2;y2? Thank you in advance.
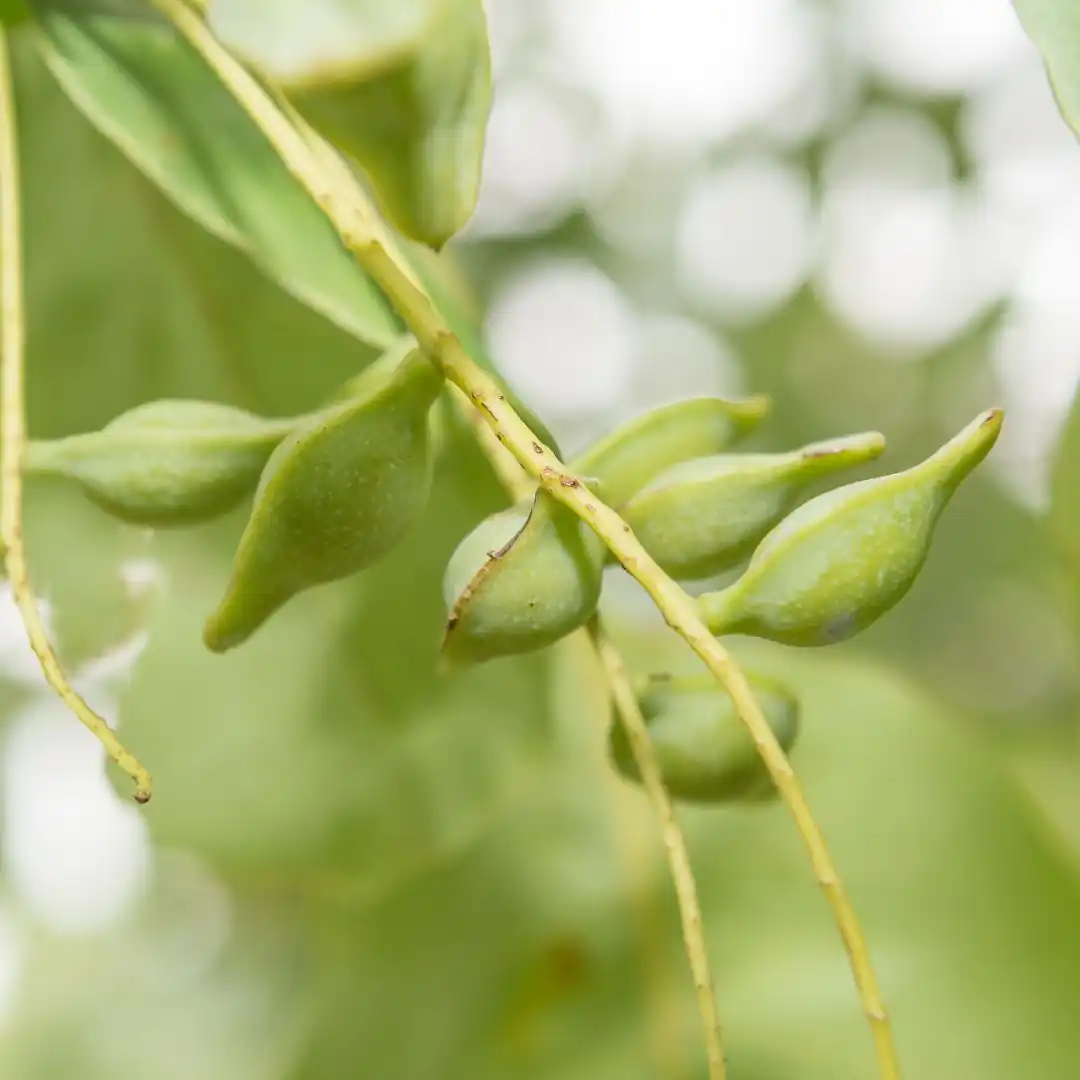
449;389;719;1077
152;4;900;1075
591;616;726;1078
0;34;151;802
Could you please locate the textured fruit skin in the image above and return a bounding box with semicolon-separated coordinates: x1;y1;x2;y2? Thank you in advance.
441;489;604;667
204;343;443;652
571;395;770;509
24;401;295;527
700;409;1003;646
621;432;885;581
608;672;799;805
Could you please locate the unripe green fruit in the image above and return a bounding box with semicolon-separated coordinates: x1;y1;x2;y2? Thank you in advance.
24;401;296;527
620;431;886;580
204;340;444;652
572;395;771;509
699;409;1003;646
441;487;605;668
608;671;799;805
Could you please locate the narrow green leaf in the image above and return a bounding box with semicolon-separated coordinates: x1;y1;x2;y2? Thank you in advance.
32;1;401;347
208;0;493;249
1013;0;1080;138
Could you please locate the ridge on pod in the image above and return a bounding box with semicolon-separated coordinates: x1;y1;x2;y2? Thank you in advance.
619;431;886;580
699;409;1004;647
204;340;444;653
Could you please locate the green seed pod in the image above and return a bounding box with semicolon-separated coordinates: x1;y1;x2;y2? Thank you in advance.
441;487;605;668
24;401;296;527
608;671;799;805
204;340;444;653
699;409;1003;646
620;431;886;580
572;395;771;509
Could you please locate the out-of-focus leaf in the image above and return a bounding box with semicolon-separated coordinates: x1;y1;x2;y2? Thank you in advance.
256;643;1080;1080
209;0;492;249
1;0;29;27
4;639;1080;1080
12;36;382;434
1014;0;1080;139
32;1;400;348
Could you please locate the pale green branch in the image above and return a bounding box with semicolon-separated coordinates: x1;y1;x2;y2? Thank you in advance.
151;3;900;1076
0;31;151;803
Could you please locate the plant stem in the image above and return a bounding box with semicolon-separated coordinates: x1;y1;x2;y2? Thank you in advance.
0;33;151;802
448;388;723;1077
591;615;727;1078
153;4;900;1075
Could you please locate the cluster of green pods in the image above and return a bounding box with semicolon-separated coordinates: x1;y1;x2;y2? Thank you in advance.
29;338;444;651
29;342;1002;803
440;395;771;667
438;397;1000;805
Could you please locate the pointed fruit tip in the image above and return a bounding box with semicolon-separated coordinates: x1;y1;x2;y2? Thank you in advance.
733;394;772;422
802;430;887;463
202;611;240;654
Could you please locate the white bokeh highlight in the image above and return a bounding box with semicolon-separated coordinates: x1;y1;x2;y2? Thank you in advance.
547;0;818;146
467;80;605;238
2;694;151;936
484;259;637;420
844;0;1028;96
677;156;816;321
817;108;1001;351
0;558;159;939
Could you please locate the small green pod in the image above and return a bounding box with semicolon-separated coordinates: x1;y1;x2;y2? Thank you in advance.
608;671;799;805
24;401;296;527
620;431;886;580
571;395;771;509
204;341;444;653
699;409;1003;646
441;487;605;668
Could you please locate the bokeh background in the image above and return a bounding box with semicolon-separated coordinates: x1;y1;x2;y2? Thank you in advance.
4;1;1080;1078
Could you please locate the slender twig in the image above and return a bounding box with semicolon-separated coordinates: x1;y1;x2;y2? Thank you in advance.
152;4;901;1076
0;33;151;802
447;389;722;1076
591;616;726;1078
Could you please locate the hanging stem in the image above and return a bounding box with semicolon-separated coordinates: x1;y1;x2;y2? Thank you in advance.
0;32;151;803
591;615;727;1078
448;389;724;1076
152;3;900;1076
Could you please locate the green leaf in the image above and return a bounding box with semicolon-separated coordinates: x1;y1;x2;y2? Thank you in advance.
12;35;385;435
208;0;493;249
1013;0;1080;138
31;1;401;348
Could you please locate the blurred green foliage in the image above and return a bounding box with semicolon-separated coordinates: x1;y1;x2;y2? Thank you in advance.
2;3;1080;1080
